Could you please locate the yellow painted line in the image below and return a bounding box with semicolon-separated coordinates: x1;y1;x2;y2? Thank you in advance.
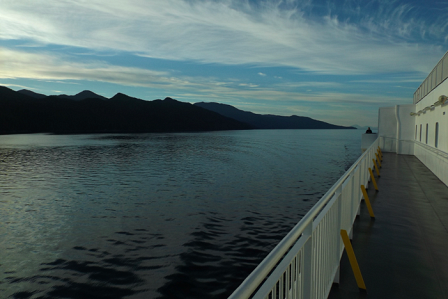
377;148;382;161
372;159;380;177
368;168;378;191
340;229;367;290
361;185;375;218
375;153;382;168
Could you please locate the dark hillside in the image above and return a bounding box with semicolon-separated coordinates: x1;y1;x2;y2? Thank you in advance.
17;89;47;99
57;90;108;101
194;102;355;129
0;87;251;134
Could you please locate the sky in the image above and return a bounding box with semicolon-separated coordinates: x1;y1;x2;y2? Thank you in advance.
1;0;447;127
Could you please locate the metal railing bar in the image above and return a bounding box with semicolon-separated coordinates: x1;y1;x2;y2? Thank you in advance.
228;137;379;299
414;50;448;104
254;237;309;298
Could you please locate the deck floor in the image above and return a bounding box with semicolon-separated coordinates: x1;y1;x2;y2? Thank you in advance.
328;152;448;299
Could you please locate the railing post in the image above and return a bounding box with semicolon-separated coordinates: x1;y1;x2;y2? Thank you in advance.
364;157;368;185
347;172;355;240
334;185;343;284
302;221;313;299
360;158;365;187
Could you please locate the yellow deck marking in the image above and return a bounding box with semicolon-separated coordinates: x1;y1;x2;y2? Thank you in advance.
361;185;375;218
372;159;380;177
340;229;367;290
375;153;382;168
368;168;379;191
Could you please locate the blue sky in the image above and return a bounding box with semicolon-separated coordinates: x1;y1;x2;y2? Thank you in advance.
1;0;447;127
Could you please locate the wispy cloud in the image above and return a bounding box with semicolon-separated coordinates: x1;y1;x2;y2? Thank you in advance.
0;47;170;87
0;47;413;107
1;0;444;127
274;81;341;89
350;78;424;84
0;82;33;90
239;83;259;88
0;0;445;75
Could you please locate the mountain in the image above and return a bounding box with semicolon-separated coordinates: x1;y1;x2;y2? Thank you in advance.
17;89;108;101
0;87;251;134
1;86;356;134
0;86;42;104
17;89;47;99
55;90;108;101
194;102;355;130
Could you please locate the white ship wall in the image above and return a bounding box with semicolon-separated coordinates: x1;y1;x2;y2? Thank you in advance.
378;104;415;155
414;81;448;152
378;78;448;186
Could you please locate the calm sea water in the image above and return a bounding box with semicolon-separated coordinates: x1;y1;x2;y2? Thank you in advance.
0;130;361;299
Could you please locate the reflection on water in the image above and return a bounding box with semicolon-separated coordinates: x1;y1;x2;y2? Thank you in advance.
0;130;361;298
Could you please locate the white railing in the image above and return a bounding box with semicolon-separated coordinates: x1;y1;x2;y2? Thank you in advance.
414;141;448;187
229;137;379;299
414;50;448;104
379;136;415;155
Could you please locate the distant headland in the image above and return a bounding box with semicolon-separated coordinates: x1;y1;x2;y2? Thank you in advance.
0;86;355;134
194;102;355;130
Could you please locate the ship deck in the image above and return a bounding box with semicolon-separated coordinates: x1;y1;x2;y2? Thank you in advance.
328;152;448;299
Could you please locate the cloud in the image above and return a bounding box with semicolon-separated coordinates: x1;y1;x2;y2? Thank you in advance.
0;0;445;75
274;81;341;89
0;82;33;90
0;47;171;88
0;47;410;107
239;83;259;88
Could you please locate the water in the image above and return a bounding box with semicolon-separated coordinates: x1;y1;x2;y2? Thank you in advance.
0;130;361;299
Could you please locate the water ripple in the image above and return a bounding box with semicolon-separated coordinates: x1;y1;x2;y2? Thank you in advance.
0;130;361;298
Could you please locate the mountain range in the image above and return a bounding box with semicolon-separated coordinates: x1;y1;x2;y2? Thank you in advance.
0;86;355;134
194;102;354;130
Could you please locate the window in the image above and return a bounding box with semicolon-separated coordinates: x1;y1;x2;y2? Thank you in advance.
415;125;417;140
426;124;428;144
435;122;439;148
420;124;422;142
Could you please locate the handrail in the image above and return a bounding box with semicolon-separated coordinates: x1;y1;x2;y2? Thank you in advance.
229;137;379;299
414;50;448;104
414;139;448;159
